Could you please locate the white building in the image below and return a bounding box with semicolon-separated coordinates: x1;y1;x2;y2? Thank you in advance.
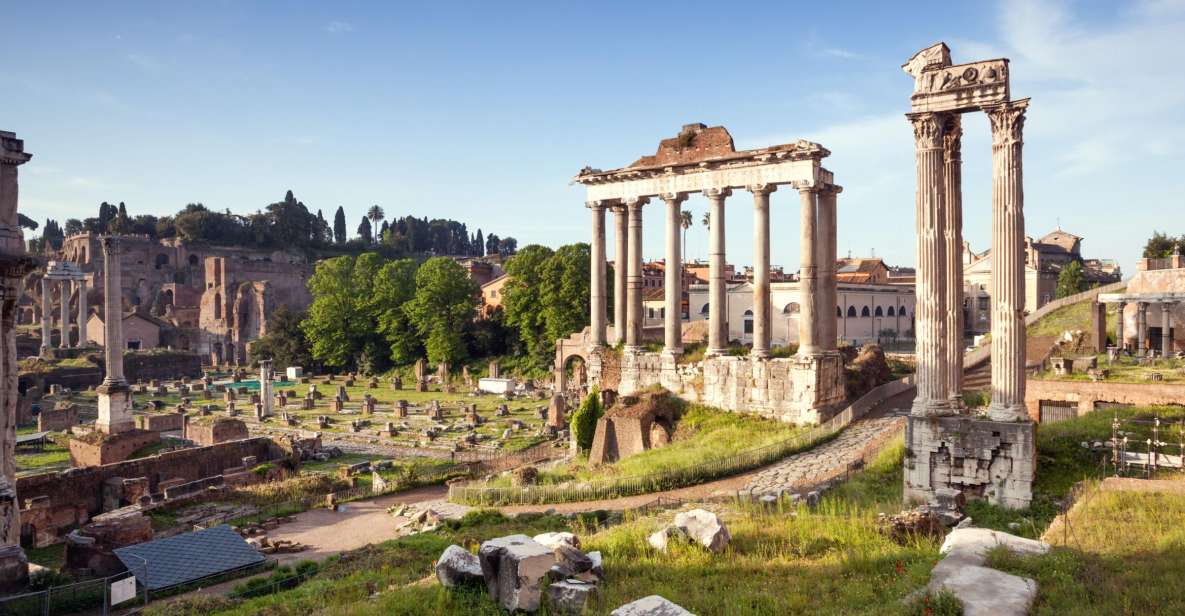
687;281;915;347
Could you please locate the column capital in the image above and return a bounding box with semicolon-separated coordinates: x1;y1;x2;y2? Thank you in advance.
818;183;843;196
585;199;612;211
746;183;777;196
985;98;1029;146
792;180;820;193
906;112;946;150
702;187;732;200
624;196;650;209
659;192;688;205
943;115;963;161
100;235;123;256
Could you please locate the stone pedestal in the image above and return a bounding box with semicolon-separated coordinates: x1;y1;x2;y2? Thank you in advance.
95;383;134;434
904;415;1034;510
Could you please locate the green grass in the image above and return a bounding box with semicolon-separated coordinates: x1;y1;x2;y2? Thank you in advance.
1027;294;1119;340
1035;354;1185;384
826;436;905;512
25;544;65;570
15;435;71;475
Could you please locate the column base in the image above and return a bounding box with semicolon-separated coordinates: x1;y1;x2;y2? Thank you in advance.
987;402;1031;423
96;386;134;435
904;415;1034;510
704;347;728;358
0;545;29;594
910;397;957;418
661;347;682;359
751;348;770;359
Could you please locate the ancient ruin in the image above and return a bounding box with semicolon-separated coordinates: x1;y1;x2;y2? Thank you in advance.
901;43;1035;509
572;123;844;424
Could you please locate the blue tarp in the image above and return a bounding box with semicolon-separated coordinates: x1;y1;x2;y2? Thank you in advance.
114;524;265;590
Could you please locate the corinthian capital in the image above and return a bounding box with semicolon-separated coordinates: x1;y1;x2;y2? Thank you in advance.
908;113;945;149
986;99;1029;146
943;115;963;161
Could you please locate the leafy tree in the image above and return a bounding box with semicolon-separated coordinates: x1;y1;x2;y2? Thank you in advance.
373;259;420;364
502;245;555;367
41;219;64;250
1055;260;1088;299
486;233;500;256
357;216;372;243
20;214;40;231
315;209;331;245
403;257;478;364
302;256;367;368
680;209;692;266
249;306;315;370
333;206;347;245
265;191;314;249
475;229;485;256
570;388;602;451
1143;231;1183;258
366;205;385;244
498;237;518;255
109;202;132;234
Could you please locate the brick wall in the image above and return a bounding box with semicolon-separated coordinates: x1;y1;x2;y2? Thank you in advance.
1025;378;1185;420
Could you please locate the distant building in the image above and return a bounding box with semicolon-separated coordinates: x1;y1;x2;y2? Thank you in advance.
479;274;510;318
86;311;168;350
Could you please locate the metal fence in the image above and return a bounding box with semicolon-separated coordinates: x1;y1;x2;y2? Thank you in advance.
0;565;143;616
1110;414;1185;476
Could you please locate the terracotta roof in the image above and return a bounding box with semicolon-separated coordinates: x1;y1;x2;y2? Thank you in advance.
642;288;665;302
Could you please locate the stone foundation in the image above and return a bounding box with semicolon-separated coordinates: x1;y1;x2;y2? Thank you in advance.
135;412;185;433
69;429;161;467
37;403;78;432
1025;378;1185;421
904;415;1035;510
596;348;845;425
185;417;249;446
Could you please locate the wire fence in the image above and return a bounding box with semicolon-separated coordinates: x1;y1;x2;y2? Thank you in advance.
0;563;144;616
1109;414;1185;477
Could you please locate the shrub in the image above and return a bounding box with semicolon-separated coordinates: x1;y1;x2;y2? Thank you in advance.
570;388;603;451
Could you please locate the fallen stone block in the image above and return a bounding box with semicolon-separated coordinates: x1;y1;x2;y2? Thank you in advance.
672;509;730;553
478;534;554;612
548;579;599;616
435;545;483;588
935;565;1036;616
533;531;580;550
555;543;593;574
610;595;695;615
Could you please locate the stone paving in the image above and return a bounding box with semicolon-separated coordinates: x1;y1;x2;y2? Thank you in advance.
743;413;906;496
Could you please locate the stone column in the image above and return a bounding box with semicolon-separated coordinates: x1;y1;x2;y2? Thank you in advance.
612;206;627;345
76;279;87;347
39;277;50;356
59;279;70;348
942;115;965;408
907;112;950;416
661;193;686;356
1162;303;1173;357
1116;301;1126;350
705;188;731;356
624;197;647;350
588;201;607;348
1137;302;1148;355
96;235;133;434
986;100;1029;422
749;184;775;357
797;185;821;357
818;186;840;352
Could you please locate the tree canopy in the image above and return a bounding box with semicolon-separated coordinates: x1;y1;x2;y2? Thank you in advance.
1143;231;1184;258
1055;260;1089;299
502;243;594;372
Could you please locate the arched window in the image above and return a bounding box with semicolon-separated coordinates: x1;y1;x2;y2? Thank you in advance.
847;306;857;318
887;306;895;317
782;302;800;315
213;293;222;319
861;306;871;317
837;306;843;317
700;303;710;316
743;310;754;334
188;254;199;267
875;306;884;317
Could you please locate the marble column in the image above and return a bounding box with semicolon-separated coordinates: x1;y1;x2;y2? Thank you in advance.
588;202;607;348
96;235;132;434
624;197;647;350
661;193;686;356
75;279;87;347
797;185;821;357
986;100;1029;422
705;188;730;356
1116;301;1126;350
612;206;627;345
818;186;840;352
907;112;950;416
1162;303;1173;357
1137;303;1148;355
942;115;965;408
58;279;70;348
749;184;775;357
38;277;50;356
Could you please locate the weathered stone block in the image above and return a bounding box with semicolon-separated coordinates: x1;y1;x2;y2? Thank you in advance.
478;534;554;612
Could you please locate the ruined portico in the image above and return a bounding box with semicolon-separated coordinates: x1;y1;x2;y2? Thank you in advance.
41;260;88;351
573;124;844;424
901;43;1035;509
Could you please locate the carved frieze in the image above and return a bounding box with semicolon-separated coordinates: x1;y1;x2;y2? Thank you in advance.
905;43;1011;114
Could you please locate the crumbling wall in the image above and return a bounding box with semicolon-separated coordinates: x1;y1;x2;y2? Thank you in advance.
904;415;1035;510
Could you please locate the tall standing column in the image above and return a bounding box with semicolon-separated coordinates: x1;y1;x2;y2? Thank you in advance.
907;112;950;416
661;193;686;356
986;100;1030;422
588;202;607;348
58;279;70;348
705;188;730;356
612;207;627;345
624;197;647;350
818;186;840;352
749;184;775;357
96;235;133;434
38;278;50;356
75;279;87;347
1137;303;1148;355
1116;301;1126;350
942;115;965;408
797;185;821;356
1162;303;1173;357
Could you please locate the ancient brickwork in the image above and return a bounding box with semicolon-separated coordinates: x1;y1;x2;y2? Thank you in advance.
904;415;1035;509
185;417;250;446
1025;379;1185;420
69;430;160;467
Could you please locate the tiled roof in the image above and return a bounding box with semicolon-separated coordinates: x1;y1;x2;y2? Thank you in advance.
115;524;265;590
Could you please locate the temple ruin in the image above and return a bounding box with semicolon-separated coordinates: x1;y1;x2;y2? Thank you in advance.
569;123;845;424
901;43;1035;509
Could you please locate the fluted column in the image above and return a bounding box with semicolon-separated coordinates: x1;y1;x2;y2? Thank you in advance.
797;185;821;356
749;184;775;357
818;186;840;352
38;278;50;356
705;188;730;356
75;279;87;347
624;197;647;350
986;100;1029;422
1162;303;1173;357
58;280;70;348
100;237;126;385
588;201;607;348
942;116;965;408
612;207;627;345
1116;301;1126;350
662;193;686;356
907;112;950;416
1137;302;1148;355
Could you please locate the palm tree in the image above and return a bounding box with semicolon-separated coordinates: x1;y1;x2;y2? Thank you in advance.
366;205;385;245
701;211;710;229
680;209;692;269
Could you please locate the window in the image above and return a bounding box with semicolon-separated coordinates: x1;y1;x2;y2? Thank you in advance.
887;306;895;317
127;340;141;350
861;306;871;317
837;306;843;317
700;303;710;316
743;310;754;334
875;306;884;317
214;294;222;319
847;306;857;317
783;302;800;315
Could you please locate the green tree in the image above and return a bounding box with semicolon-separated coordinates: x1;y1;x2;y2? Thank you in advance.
680;209;692;266
1143;231;1183;258
1055;260;1088;299
302;256;366;368
539;243;591;345
373;258;420;364
333;206;347;244
570;387;602;451
404;257;478;364
502;244;554;365
367;205;385;244
249;306;315;369
357;216;372;243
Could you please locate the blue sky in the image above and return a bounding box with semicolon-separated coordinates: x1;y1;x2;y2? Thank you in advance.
6;0;1184;274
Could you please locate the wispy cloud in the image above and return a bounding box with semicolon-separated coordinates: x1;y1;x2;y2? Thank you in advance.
326;21;354;35
125;52;164;74
821;47;860;59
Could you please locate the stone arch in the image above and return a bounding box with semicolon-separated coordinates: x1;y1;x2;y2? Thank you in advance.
887;305;896;317
782;302;800;315
875;306;884;317
699;303;710;316
861;306;871;317
847;306;857;318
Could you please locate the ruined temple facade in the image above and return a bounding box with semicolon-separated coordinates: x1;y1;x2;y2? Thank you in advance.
40;233;313;364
